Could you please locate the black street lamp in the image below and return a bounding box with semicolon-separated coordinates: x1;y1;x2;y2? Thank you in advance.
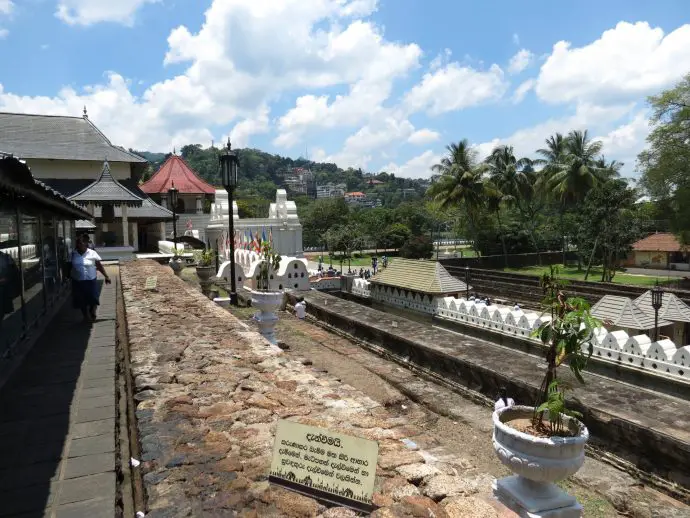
219;139;240;306
465;266;470;300
652;282;664;341
168;184;179;253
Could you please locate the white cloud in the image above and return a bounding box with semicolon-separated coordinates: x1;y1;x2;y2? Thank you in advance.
512;78;535;104
56;0;159;26
404;62;507;116
0;28;7;39
475;102;640;171
228;106;270;148
536;22;690;104
508;49;533;74
512;33;520;45
383;150;441;179
1;0;421;154
0;0;13;16
595;111;650;171
408;128;440;145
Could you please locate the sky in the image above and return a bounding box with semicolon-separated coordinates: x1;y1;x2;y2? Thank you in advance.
0;0;688;179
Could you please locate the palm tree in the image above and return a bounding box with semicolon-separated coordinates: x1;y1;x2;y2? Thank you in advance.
485;145;542;263
595;156;623;181
535;133;567;196
547;130;605;205
428;140;487;254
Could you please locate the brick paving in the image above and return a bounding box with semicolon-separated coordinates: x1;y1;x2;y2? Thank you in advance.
0;273;118;518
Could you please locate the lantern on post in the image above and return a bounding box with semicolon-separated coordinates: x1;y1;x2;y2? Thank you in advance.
219;139;240;306
465;266;470;300
651;282;663;341
168;183;179;254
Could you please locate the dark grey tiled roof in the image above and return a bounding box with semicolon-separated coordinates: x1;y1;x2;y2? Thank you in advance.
0;112;146;163
69;161;143;206
591;295;672;330
44;177;172;220
0;154;92;219
635;291;690;323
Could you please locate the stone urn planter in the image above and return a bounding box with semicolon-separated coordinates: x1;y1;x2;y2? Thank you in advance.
169;257;183;276
195;265;215;282
251;290;283;344
492;405;589;517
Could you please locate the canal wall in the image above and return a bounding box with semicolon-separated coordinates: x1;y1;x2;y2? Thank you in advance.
299;290;690;499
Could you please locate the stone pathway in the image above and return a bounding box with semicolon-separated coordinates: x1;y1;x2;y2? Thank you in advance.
0;272;118;518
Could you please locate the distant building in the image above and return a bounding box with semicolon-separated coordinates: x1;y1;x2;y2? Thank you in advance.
283;167;315;198
344;192;366;204
316;183;346;199
625;233;689;270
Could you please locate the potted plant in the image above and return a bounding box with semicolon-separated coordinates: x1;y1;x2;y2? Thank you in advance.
492;266;598;517
251;242;282;343
194;248;216;282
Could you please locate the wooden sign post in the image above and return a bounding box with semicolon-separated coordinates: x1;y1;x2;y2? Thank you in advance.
269;420;378;513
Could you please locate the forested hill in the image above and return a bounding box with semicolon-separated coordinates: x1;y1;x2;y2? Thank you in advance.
130;144;430;205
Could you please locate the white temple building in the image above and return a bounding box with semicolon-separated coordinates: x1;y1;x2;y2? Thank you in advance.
206;189;303;259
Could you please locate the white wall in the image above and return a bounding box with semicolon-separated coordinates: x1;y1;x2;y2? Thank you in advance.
26;159;132;180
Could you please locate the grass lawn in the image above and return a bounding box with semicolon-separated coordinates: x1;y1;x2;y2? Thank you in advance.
504;265;678;287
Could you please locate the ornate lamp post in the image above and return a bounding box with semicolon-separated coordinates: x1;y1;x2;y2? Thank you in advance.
168;184;179;249
220;139;239;306
465;266;470;300
652;282;663;341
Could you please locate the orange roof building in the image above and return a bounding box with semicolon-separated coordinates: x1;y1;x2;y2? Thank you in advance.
626;233;688;270
141;155;216;195
632;233;683;252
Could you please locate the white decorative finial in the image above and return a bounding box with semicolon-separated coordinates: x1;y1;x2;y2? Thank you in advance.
83;106;88;118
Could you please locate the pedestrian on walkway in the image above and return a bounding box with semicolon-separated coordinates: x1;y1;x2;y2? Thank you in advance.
70;236;111;322
494;386;515;411
294;297;307;320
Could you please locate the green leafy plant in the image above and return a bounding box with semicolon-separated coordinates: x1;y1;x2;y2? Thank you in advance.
532;265;599;436
194;248;215;267
256;242;281;291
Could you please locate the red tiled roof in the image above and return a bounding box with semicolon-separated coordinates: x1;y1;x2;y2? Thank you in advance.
140;155;216;195
632;233;683;252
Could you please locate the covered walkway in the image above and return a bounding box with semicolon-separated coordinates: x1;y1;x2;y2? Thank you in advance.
0;272;118;517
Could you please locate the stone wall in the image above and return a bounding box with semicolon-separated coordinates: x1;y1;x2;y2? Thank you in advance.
120;260;505;517
301;290;690;490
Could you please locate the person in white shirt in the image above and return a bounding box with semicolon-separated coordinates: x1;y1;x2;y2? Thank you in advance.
494;387;515;411
70;237;111;322
294;297;307;320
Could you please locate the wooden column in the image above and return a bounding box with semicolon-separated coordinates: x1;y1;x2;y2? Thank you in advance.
122;205;129;247
132;221;139;251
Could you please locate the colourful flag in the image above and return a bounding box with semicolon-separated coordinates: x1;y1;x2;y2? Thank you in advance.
269;227;273;247
262;227;267;246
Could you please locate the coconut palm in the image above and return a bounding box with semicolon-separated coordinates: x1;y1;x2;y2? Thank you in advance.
535;133;567;196
547;130;605;205
428;140;487;252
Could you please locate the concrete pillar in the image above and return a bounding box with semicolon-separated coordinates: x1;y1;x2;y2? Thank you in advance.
122;205;129;247
196;196;202;214
161;197;168;209
132;221;139;252
102;223;109;231
159;222;166;241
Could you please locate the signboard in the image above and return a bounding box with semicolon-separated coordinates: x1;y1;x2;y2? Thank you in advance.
144;276;158;291
269;420;378;513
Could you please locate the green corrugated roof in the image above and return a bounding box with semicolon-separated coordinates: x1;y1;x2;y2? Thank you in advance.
370;258;469;295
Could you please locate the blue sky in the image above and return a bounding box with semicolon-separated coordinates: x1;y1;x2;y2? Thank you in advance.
0;0;688;178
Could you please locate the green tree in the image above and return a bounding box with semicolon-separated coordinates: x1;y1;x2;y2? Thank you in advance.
381;223;412;250
638;73;690;243
576;179;641;281
302;198;350;248
427;140;487;253
400;235;434;259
